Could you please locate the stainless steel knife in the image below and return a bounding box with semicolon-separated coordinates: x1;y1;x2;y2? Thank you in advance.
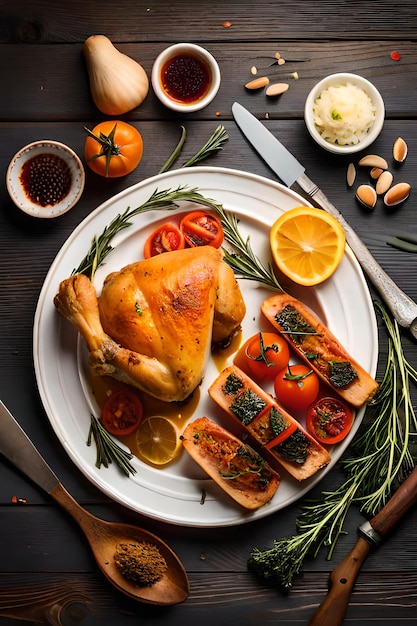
0;399;59;494
232;101;417;339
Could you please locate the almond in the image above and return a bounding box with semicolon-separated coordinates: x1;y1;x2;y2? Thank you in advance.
376;170;393;195
356;184;377;209
245;76;270;90
346;163;356;188
384;182;411;207
358;155;388;170
370;167;384;180
265;82;289;97
393;137;408;163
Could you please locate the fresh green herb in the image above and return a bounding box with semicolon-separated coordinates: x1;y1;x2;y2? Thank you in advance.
221;446;265;480
270;406;291;437
274;305;317;343
73;186;223;280
248;301;417;588
328;360;358;388
230;388;267;425
215;205;284;291
181;124;229;168
249;333;280;368
87;415;136;476
158;126;187;173
331;110;342;121
273;429;310;465
159;125;229;174
135;302;143;316
222;373;245;396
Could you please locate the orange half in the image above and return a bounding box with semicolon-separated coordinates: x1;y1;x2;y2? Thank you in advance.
270;206;346;286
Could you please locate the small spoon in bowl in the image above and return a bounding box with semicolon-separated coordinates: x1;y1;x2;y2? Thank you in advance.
0;400;189;606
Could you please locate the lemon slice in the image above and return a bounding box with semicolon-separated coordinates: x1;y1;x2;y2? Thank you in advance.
135;416;181;466
270;206;346;286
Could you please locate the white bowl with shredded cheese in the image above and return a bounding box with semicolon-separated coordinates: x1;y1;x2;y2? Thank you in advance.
304;73;385;154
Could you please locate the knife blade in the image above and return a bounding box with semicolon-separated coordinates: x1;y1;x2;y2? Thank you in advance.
308;464;417;626
232;102;417;339
0;399;59;494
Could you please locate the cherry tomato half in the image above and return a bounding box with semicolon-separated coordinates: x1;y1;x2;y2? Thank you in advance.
143;223;185;258
234;332;290;381
306;397;354;445
101;389;143;436
274;364;319;413
180;210;224;248
84;120;143;178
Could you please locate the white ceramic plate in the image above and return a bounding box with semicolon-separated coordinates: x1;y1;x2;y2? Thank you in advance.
33;167;378;527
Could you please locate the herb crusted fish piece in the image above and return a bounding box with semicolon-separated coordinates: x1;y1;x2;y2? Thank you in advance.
261;294;378;408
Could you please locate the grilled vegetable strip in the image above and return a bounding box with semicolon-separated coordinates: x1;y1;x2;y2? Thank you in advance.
208;365;330;481
261;293;378;408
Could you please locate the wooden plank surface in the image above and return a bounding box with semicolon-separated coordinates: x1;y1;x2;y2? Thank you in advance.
0;1;417;624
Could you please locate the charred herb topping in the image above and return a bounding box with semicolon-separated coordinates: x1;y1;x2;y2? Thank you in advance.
114;541;167;586
329;360;358;387
273;429;310;465
270;406;291;437
221;445;270;489
230;388;267;425
222;372;244;396
275;305;318;344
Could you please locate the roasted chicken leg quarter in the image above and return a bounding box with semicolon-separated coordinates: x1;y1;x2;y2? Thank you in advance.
54;246;246;402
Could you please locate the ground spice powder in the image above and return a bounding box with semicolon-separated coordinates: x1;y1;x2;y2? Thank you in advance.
114;541;168;586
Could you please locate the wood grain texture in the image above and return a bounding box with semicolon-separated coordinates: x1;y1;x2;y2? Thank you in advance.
1;2;417;624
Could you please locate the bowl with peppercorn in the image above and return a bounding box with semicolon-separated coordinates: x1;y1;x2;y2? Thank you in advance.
151;43;221;112
6;140;85;218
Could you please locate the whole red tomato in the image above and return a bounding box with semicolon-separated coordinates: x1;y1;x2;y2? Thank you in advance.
84;120;143;177
274;364;319;413
235;332;290;381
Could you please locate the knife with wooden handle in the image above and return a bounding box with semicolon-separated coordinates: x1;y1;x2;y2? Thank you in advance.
309;465;417;626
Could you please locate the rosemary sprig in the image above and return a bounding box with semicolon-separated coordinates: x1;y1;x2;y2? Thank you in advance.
181;124;228;168
73;186;223;280
87;415;136;476
158;124;228;174
216;204;284;291
158;126;187;173
248;301;417;588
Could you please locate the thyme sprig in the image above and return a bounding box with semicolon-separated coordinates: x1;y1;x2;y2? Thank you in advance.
159;124;228;174
215;205;284;291
87;415;136;476
74;186;223;280
248;301;417;588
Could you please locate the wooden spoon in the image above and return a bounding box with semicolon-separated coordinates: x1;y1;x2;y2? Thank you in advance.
0;400;189;606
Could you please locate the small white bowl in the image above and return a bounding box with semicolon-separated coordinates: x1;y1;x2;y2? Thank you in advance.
304;73;385;155
151;43;221;112
6;140;85;218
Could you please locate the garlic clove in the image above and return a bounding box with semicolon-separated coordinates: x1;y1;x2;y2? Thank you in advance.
358;154;388;170
393;137;408;163
375;170;393;195
356;184;377;209
384;182;411;207
346;163;356;188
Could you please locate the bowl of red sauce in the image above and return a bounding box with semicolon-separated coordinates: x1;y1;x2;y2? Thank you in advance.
151;43;221;112
6;140;85;218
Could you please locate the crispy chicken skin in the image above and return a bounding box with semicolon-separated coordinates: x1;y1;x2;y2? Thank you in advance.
53;246;245;402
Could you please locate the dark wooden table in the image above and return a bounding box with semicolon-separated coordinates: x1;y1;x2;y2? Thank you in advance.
1;1;417;624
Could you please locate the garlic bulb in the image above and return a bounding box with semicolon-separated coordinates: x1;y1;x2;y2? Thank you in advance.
83;35;149;115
